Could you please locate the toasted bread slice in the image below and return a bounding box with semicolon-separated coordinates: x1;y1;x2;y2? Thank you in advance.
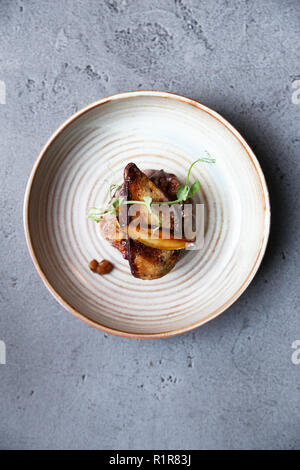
124;163;181;280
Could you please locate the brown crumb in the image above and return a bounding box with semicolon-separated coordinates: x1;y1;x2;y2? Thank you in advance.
89;259;98;272
96;259;114;275
89;259;114;275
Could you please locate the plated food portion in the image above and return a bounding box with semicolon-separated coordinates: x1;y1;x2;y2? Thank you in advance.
88;157;215;280
24;91;270;337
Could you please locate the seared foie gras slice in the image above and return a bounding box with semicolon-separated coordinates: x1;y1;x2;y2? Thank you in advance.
127;239;181;280
124;163;181;280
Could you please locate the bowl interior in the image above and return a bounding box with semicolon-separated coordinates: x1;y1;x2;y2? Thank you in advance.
25;93;269;336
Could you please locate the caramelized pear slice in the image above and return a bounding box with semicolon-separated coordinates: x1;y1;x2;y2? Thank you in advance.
127;225;189;250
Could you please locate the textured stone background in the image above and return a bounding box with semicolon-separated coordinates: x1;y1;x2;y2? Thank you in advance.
0;0;299;450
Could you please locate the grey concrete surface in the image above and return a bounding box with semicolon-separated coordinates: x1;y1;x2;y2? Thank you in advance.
0;0;299;450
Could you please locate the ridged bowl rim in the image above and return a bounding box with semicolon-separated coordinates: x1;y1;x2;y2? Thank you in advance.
23;90;271;339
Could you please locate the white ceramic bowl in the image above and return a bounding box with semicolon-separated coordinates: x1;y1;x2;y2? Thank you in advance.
24;91;270;338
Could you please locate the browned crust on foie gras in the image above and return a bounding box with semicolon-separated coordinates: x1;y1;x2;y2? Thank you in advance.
124;163;182;280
